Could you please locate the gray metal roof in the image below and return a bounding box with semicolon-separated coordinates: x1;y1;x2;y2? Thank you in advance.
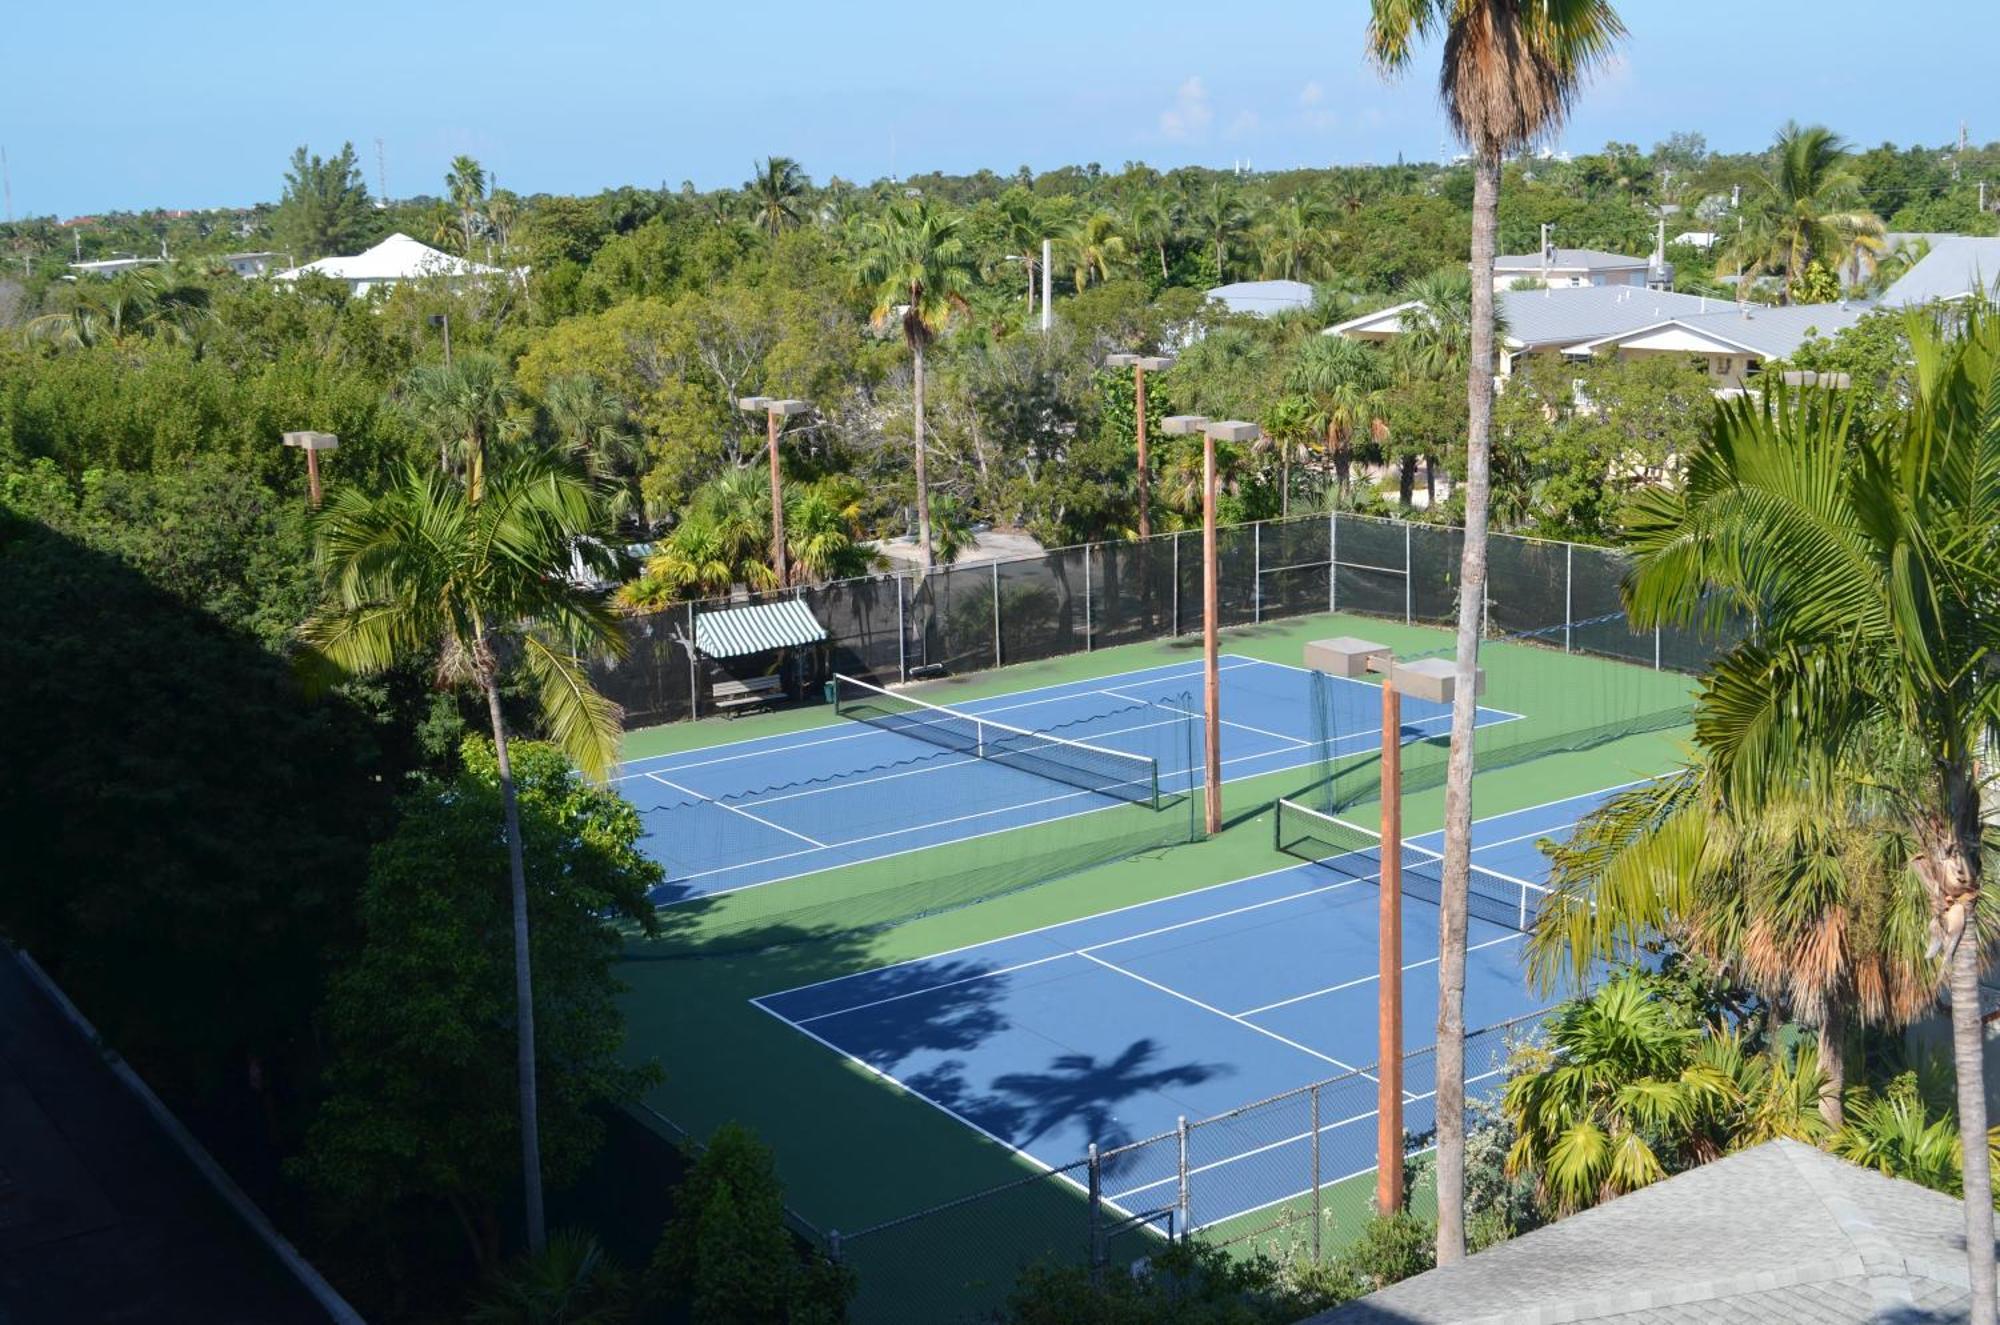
1578;300;1873;361
693;598;826;659
1876;236;2000;308
1496;286;1728;349
1311;1140;1980;1324
1206;279;1316;317
1495;248;1650;272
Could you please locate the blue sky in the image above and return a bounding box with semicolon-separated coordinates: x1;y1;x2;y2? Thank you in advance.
3;0;1988;217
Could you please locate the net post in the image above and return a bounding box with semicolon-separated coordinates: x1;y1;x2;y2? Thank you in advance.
896;573;908;683
1176;1115;1191;1242
1310;1082;1323;1262
1253;521;1263;624
1564;542;1574;654
1654;626;1662;670
1087;1143;1103;1285
828;1228;842;1263
1403;521;1412;623
1171;532;1181;636
992;560;1002;666
686;601;699;719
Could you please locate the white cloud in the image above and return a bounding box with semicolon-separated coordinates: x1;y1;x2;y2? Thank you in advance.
1226;109;1261;139
1159;76;1213;140
1299;81;1324;107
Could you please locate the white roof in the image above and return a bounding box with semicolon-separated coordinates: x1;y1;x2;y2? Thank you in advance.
1494;247;1649;272
1329;286;1737;352
1875;235;2000;308
275;233;508;283
1573;301;1872;361
1205;279;1315;317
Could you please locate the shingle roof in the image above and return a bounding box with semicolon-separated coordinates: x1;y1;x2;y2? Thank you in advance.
1495;248;1651;272
1310;1140;1982;1325
1577;301;1873;361
1206;279;1316;317
1876;236;2000;308
693;598;827;659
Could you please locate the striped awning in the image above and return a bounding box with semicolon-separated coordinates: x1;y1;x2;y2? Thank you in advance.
693;598;827;659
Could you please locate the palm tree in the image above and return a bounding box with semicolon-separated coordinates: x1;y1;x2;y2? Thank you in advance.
745;156;809;239
992;188;1048;311
402;351;520;500
447;155;488;257
1287;334;1390;499
1530;760;1937;1126
300;461;625;1257
1368;0;1627;1264
1394;268;1486;380
540;375;647;529
1716;123;1885;303
1125;188;1178;282
1189;184;1249;284
1620;307;2000;1319
25;266;215;349
1062;211;1130;291
853;197;976;566
1255;190;1339;282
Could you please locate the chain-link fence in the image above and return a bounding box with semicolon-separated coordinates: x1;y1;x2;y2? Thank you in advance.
822;1009;1546;1323
591;511;1740;729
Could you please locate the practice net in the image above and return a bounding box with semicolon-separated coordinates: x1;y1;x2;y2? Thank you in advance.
832;673;1160;810
1273;796;1557;934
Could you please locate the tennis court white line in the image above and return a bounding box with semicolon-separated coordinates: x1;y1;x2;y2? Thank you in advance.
1232;931;1525;1019
644;774;829;848
613;655;1258;778
1096;685;1314;750
791;951;1075;1025
1074;951;1371;1080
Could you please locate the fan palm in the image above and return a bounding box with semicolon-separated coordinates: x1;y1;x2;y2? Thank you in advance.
1715;123;1885;303
402;350;520;500
1368;0;1627;1263
539;375;646;529
746;156;809;239
1395;268;1492;381
300;461;625;1257
1620;304;2000;1318
1288;334;1390;498
853;197;976;566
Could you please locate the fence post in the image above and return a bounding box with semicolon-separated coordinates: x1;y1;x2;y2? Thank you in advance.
1310;1083;1323;1263
1654;626;1662;670
1171;533;1181;636
1177;1115;1191;1242
1087;1143;1103;1286
1564;542;1575;653
1328;509;1337;614
1403;521;1413;624
992;559;1002;666
896;574;908;683
1084;545;1093;652
1253;522;1262;624
686;602;699;719
828;1229;841;1263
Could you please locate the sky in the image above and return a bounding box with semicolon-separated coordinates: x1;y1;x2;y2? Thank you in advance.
3;0;1991;218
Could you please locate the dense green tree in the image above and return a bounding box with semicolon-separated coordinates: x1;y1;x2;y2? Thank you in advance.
1715;123;1884;300
273;142;376;260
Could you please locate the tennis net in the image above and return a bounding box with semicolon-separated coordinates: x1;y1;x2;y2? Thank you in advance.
832;674;1161;810
1273;796;1557;933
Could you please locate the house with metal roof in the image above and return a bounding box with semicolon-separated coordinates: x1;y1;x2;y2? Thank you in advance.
1490;246;1665;292
1206;279;1316;318
274;232;518;297
1310;1139;1984;1324
1875;235;2000;308
1568;300;1873;392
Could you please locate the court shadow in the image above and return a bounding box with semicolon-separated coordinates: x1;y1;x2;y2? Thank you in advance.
906;1038;1230;1155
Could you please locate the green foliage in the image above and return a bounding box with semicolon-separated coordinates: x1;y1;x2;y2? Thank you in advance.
296;738;661;1267
647;1124;853;1324
1786;308;1914;429
1002;1239;1339;1325
468;1229;631;1325
274;142;378;261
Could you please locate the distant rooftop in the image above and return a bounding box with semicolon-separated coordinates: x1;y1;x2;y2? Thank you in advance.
1876;234;2000;308
1494;247;1650;272
1331;285;1746;351
1205;278;1315;317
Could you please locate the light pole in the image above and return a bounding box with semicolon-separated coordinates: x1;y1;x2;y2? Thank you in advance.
737;396;811;586
1106;354;1174;540
281;430;339;508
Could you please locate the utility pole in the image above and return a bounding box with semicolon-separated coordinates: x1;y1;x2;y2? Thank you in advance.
1107;354;1175;540
1041;238;1052;335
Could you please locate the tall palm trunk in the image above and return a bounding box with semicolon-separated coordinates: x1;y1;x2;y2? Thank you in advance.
1816;1001;1845;1129
482;667;546;1256
911;336;934;566
1434;150;1501;1267
1329;424;1351;497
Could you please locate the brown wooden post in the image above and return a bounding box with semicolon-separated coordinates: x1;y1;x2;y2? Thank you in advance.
766;407;787;586
1201;430;1221;835
1135;364;1152;541
1377;669;1406;1214
304;445;323;508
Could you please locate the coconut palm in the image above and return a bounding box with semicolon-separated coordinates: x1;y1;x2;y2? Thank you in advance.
746;156;809;239
1255;190;1339;282
1529;758;1938;1126
1287;334;1390;499
300;460;625;1257
1189;184;1249;284
991;188;1048;311
1368;0;1627;1263
1062;211;1131;291
25;266;214;349
1620;305;2000;1319
1715;123;1885;303
402;350;519;500
447;155;488;256
1125;188;1178;282
853;197;976;566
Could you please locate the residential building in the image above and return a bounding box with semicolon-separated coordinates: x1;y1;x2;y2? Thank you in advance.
1570;300;1871;391
66;255;162;278
1205;278;1316;318
1875;234;2000;308
273;232;516;297
1312;1139;1983;1323
220;251;286;278
1489;246;1665;292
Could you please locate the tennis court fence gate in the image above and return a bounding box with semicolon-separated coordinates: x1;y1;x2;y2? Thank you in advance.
809;1008;1545;1323
594;510;1735;728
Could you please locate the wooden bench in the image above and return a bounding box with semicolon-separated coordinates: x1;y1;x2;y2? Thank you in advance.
710;674;785;712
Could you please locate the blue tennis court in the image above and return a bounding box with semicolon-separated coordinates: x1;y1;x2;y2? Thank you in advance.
617;654;1521;904
753;784;1632;1234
